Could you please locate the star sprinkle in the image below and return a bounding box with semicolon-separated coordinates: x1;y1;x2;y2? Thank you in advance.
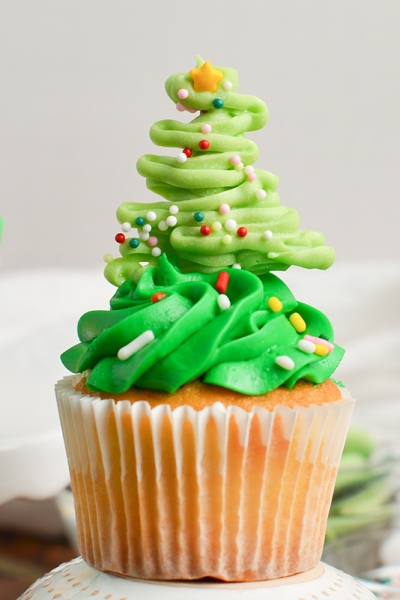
190;61;223;92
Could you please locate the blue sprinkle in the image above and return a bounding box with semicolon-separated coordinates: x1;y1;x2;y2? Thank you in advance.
129;238;140;248
135;217;145;226
194;211;204;222
213;98;224;109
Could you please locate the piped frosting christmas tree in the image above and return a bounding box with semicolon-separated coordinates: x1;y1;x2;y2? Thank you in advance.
104;57;334;287
62;58;343;396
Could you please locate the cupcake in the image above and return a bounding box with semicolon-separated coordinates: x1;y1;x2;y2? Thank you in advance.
57;58;353;582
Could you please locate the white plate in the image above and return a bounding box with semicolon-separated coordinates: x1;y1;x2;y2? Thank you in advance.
19;559;376;600
0;267;111;505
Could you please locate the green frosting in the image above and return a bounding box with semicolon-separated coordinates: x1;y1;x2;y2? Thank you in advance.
62;59;342;396
104;57;334;287
62;255;344;395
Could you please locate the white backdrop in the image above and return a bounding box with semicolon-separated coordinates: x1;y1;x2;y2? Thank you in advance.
0;0;399;271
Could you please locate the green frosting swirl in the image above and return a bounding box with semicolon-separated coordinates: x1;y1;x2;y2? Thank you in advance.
105;57;334;287
62;255;344;395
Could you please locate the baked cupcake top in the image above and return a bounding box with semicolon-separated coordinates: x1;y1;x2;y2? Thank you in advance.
75;376;341;411
61;58;344;397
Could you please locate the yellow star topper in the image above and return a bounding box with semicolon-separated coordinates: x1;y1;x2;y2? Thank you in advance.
190;61;224;93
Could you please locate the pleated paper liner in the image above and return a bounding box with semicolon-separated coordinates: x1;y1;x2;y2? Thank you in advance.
56;375;354;581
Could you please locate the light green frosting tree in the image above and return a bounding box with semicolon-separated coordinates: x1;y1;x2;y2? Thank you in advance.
105;57;334;287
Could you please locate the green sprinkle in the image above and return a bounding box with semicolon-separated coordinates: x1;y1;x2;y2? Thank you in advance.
213;98;224;109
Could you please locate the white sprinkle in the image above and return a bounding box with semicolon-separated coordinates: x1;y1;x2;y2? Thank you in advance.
223;80;233;91
146;211;157;222
256;189;267;200
217;294;231;310
222;234;232;245
235;162;244;171
103;253;113;263
244;165;254;175
140;232;150;241
263;230;273;240
158;220;168;231
232;263;242;269
166;215;177;227
297;339;316;354
118;330;155;361
121;222;131;232
169;205;179;214
212;221;222;232
143;224;152;233
225;219;237;232
275;355;295;370
151;247;162;257
176;152;187;163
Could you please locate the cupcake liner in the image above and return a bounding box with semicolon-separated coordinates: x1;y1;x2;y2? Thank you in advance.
56;376;354;581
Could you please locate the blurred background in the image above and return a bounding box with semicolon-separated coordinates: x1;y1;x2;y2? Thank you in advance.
0;1;399;598
1;0;400;270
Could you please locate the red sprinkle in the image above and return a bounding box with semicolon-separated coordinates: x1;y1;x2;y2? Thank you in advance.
115;233;125;243
199;140;210;150
216;271;230;294
183;147;192;157
151;292;167;304
200;225;211;236
237;226;248;237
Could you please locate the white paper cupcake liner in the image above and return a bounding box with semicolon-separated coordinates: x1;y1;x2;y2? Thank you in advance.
56;375;354;581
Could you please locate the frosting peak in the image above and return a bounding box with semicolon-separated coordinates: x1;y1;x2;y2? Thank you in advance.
104;59;334;287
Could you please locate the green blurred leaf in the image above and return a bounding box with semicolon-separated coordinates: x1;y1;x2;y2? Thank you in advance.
326;506;394;542
331;479;393;516
343;428;376;459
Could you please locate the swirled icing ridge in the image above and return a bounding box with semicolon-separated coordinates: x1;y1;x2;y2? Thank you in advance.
62;255;344;395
